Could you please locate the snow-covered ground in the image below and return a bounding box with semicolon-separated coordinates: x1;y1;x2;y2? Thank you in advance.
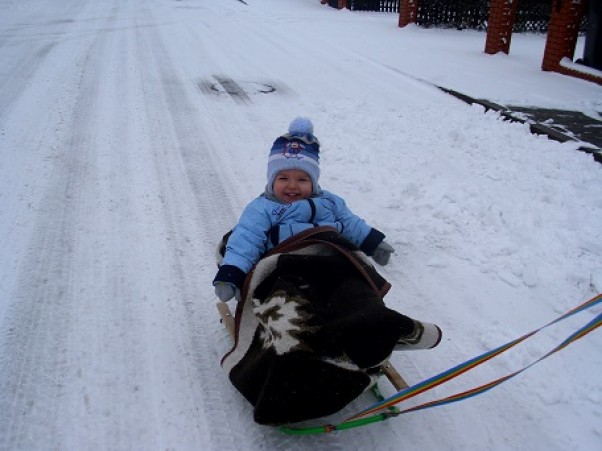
1;0;601;449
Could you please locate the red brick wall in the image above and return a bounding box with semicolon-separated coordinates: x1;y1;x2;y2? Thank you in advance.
556;65;602;86
541;0;602;85
320;0;345;8
484;0;518;54
542;0;586;71
398;0;419;28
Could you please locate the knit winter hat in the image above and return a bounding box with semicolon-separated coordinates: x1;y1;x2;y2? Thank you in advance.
267;117;321;194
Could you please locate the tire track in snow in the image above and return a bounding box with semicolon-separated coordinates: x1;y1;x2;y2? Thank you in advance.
0;0;90;125
0;2;153;449
0;31;96;451
1;1;244;447
132;8;245;449
0;42;57;124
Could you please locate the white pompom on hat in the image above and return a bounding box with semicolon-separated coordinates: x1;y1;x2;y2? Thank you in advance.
266;117;321;195
288;117;314;135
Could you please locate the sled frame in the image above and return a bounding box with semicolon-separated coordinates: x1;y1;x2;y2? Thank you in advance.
217;302;409;391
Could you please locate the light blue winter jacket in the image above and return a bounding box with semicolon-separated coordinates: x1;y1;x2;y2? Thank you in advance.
214;190;385;289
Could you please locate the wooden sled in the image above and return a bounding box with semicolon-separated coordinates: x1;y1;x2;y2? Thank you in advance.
217;301;409;391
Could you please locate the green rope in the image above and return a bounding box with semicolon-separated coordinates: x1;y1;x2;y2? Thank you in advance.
278;412;392;435
278;380;401;435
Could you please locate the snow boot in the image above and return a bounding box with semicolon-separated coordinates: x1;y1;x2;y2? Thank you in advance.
394;320;442;351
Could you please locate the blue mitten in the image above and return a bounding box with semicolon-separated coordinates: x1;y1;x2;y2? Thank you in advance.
372;241;395;266
215;282;240;302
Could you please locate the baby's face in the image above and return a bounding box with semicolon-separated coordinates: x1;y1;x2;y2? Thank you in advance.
272;169;313;203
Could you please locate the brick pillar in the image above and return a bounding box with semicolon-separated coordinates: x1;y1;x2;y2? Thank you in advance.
484;0;518;54
320;0;345;8
399;0;419;28
542;0;586;71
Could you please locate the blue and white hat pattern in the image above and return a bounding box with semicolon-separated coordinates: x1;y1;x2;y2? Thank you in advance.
267;117;320;194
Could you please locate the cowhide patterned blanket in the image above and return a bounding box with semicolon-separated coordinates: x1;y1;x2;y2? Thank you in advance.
220;227;407;425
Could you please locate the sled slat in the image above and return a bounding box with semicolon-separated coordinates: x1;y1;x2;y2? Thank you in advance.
217;302;409;391
381;360;409;390
217;302;235;340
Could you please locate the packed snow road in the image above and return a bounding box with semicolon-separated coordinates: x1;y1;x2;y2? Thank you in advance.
1;0;601;450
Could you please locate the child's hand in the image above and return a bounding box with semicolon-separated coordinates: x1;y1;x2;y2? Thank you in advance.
372;241;395;266
215;282;240;302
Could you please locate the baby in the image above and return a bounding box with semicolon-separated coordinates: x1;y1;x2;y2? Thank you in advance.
213;117;395;302
213;117;441;351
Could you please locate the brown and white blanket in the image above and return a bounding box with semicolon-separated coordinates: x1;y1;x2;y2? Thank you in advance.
220;227;408;425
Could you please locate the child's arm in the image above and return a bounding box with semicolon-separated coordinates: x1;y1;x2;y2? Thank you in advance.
213;199;273;297
325;192;394;264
